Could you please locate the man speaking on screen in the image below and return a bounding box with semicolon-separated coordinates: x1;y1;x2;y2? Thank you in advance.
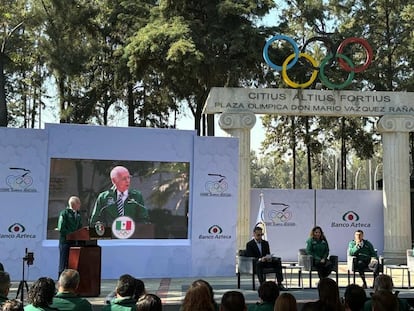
89;166;150;228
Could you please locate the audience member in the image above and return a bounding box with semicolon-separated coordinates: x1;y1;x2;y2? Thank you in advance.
274;293;297;311
343;284;366;311
363;274;409;311
105;277;146;304
0;272;11;305
191;279;218;310
371;289;399;311
136;294;162;311
302;278;345;311
317;278;344;311
220;291;246;311
24;277;56;311
246;226;285;289
102;274;137;311
348;230;379;289
181;279;215;311
248;281;279;311
2;299;23;311
133;279;146;301
306;226;333;279
50;269;93;311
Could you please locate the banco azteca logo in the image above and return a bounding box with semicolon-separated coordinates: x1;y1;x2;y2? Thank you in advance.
208;225;222;234
342;211;360;222
8;223;25;233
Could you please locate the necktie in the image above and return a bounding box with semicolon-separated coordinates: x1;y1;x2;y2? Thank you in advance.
117;192;124;216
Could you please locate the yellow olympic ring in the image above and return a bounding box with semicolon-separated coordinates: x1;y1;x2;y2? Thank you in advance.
282;53;319;89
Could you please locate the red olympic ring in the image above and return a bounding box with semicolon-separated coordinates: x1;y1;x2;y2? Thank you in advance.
337;37;373;73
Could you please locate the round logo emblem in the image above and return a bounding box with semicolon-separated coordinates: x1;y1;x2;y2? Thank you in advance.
111;216;136;239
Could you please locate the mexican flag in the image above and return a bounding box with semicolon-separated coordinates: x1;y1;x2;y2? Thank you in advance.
116;220;132;230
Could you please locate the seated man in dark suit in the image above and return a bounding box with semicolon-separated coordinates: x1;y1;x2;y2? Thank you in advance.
246;226;285;290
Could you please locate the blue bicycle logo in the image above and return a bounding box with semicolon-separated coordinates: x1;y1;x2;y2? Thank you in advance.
6;167;33;190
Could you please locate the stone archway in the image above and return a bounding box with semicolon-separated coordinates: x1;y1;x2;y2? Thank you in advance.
203;87;414;263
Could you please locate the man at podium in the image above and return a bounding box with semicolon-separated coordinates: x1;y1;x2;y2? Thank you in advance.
57;196;83;276
89;166;150;228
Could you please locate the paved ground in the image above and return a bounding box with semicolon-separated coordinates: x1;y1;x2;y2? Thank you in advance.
8;263;414;311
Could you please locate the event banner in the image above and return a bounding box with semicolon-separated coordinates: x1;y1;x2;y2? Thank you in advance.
250;189;383;261
0;125;239;280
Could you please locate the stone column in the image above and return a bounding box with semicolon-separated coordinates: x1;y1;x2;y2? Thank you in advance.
377;115;414;263
219;111;256;250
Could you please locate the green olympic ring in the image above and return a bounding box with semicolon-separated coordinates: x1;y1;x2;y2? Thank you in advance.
263;35;373;89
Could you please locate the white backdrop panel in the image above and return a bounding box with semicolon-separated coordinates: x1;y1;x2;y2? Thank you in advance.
316;190;383;261
0;128;48;281
191;137;238;276
250;189;315;261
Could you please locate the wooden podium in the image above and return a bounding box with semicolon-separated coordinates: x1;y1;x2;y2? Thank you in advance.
66;227;102;297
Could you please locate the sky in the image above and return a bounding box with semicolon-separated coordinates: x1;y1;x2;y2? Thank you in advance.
175;114;266;153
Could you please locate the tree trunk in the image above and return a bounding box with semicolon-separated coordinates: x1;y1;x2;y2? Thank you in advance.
306;117;312;189
291;117;296;189
0;53;8;127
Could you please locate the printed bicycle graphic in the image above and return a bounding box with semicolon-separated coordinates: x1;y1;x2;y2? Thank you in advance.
268;203;292;223
205;173;228;195
6;167;33;190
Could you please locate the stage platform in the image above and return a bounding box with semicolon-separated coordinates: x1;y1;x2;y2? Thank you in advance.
8;263;414;311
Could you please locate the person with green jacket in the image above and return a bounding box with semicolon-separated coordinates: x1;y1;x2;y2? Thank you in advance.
248;281;279;311
363;274;410;311
89;166;149;227
57;196;83;276
102;274;137;311
50;269;92;311
306;226;332;279
348;229;379;289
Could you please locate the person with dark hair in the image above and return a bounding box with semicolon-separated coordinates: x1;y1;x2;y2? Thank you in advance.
2;299;23;311
50;269;92;311
303;278;344;311
343;284;366;311
181;280;215;311
348;230;379;289
133;279;146;301
0;272;11;306
89;166;149;227
274;293;297;311
136;294;162;311
371;290;399;311
191;279;217;311
220;291;246;311
102;274;137;311
306;226;332;279
363;274;409;311
57;196;83;277
248;281;279;311
24;277;57;311
245;226;285;290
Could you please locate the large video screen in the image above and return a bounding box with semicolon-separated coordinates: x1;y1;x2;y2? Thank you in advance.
47;158;189;240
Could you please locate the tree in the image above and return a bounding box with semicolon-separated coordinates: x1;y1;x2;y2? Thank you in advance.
124;0;277;135
0;1;28;126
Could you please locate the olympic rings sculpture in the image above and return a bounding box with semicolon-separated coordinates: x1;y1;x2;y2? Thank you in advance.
263;34;373;89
